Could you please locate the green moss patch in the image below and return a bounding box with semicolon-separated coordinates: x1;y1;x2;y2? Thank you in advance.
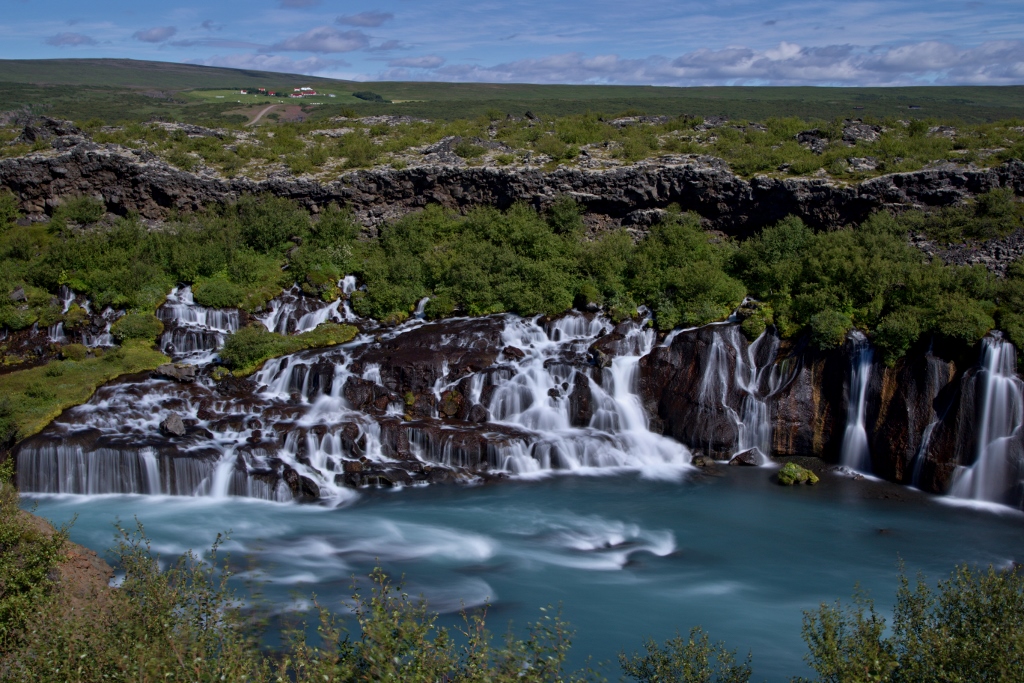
220;323;358;376
777;461;820;486
0;341;168;440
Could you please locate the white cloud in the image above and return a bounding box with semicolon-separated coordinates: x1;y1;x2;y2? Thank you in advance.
421;40;1024;86
336;11;394;28
269;26;369;53
133;26;178;43
45;32;97;47
193;53;347;74
387;55;445;68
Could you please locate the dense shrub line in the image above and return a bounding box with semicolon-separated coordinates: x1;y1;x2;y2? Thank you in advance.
2;191;1023;368
2;472;1023;682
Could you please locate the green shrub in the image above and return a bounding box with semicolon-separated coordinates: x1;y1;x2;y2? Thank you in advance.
61;303;89;330
454;140;486;159
352;90;387;103
110;312;164;342
0;399;16;447
238;194;308;254
220;323;358;375
192;276;246;309
24;383;56;401
874;310;923;366
799;564;1024;683
620;627;752;683
60;343;88;361
0;462;68;652
809;310;853;350
52;195;105;226
336;131;381;168
0;191;18;230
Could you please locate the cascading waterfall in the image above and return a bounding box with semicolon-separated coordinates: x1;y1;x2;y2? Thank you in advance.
157;286;240;361
691;325;783;465
260;277;359;334
81;307;119;348
487;314;691;473
950;335;1024;504
840;332;873;473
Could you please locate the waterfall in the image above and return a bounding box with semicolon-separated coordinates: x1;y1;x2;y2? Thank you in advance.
689;325;782;465
157;286;240;361
58;285;75;313
486;314;691;473
82;308;120;348
47;322;66;344
733;330;783;464
950;335;1024;505
840;332;873;473
259;285;354;335
414;297;430;319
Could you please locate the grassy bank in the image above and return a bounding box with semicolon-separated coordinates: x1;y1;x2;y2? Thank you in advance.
0;340;167;439
220;322;359;376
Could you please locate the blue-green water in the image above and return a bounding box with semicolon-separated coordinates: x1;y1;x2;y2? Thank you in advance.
24;469;1024;681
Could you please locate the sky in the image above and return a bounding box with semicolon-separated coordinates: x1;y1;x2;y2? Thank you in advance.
2;0;1023;86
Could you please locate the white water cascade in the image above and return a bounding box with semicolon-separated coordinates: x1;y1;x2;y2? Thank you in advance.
486;314;691;474
81;307;120;348
840;332;873;473
157;286;240;361
950;335;1024;505
260;278;359;335
691;325;785;465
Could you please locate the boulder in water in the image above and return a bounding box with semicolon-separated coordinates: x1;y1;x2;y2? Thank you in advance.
160;413;187;437
729;449;761;466
283;466;320;502
778;462;819;485
155;363;196;383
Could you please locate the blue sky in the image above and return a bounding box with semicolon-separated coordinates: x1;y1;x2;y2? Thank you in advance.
2;0;1023;85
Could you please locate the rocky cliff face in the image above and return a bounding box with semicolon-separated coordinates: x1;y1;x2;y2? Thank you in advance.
2;126;1023;238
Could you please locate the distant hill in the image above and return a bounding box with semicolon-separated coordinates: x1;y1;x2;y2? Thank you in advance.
0;58;1021;123
0;58;354;90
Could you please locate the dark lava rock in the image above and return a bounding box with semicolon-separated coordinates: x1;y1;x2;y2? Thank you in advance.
502;345;526;361
729;449;760;466
283;466;320;502
467;404;489;423
796;129;829;154
155;363;197;383
160;413;187;437
357;316;504;395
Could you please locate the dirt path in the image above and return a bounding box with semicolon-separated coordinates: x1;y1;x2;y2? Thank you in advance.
247;104;278;126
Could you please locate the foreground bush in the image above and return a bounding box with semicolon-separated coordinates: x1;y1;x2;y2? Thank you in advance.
799;565;1024;683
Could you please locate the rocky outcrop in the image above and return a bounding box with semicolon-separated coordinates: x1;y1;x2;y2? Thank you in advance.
2;126;1022;238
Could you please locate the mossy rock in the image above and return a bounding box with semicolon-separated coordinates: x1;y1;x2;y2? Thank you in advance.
778;461;820;486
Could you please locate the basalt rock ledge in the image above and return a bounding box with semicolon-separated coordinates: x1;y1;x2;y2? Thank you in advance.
2;128;1022;237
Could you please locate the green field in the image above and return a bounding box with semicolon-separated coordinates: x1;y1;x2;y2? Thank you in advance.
0;58;1022;124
